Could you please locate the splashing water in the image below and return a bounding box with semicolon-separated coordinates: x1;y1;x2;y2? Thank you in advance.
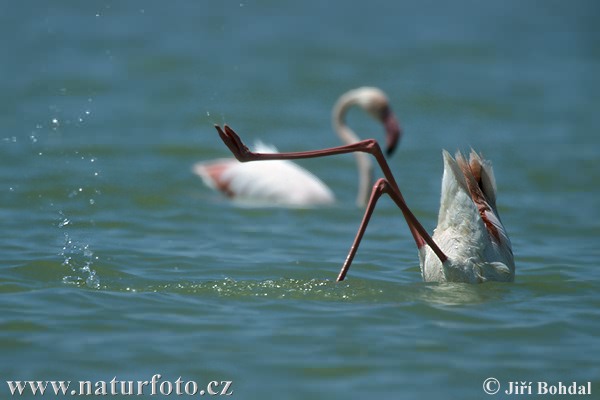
60;232;100;289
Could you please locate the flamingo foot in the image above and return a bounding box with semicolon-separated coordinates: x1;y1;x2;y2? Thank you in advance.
215;124;256;162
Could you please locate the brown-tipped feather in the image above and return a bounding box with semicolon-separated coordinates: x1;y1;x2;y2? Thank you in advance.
456;152;501;242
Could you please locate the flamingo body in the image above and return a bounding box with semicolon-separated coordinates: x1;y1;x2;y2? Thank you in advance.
419;150;514;283
194;143;334;207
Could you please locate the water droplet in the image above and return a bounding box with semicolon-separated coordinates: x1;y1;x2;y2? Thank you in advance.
86;273;100;289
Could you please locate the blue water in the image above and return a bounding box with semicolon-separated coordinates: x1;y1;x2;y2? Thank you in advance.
2;1;599;398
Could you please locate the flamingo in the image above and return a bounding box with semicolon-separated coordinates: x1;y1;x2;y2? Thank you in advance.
193;87;401;207
214;124;515;283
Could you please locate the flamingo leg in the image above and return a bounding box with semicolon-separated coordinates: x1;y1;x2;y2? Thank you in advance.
336;178;448;281
336;179;387;281
215;124;447;278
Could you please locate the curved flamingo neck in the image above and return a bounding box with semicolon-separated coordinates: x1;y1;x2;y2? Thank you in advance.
332;94;373;208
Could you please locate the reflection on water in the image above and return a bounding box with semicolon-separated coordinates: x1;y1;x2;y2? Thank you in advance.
416;282;512;306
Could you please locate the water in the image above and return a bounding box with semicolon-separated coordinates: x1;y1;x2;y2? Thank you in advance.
2;1;599;398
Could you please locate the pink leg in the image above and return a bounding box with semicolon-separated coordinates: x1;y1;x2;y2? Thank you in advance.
215;124;447;279
336;178;447;281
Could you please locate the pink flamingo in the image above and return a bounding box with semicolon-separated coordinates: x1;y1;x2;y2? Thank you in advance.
194;87;401;207
214;124;515;283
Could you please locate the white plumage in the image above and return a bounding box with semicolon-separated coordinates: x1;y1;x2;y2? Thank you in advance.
419;150;514;282
194;142;334;207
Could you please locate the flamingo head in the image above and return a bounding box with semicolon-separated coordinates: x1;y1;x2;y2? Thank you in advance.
346;87;402;156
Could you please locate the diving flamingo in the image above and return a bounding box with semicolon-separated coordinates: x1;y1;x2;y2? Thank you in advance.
214;124;515;283
194;87;401;207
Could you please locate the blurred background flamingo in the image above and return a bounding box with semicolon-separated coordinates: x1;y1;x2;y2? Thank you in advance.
193;87;401;207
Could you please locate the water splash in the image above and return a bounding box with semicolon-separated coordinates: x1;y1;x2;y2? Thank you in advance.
58;216;71;227
58;214;100;289
130;277;390;302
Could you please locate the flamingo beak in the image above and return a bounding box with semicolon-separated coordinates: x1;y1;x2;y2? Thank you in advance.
383;110;402;156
